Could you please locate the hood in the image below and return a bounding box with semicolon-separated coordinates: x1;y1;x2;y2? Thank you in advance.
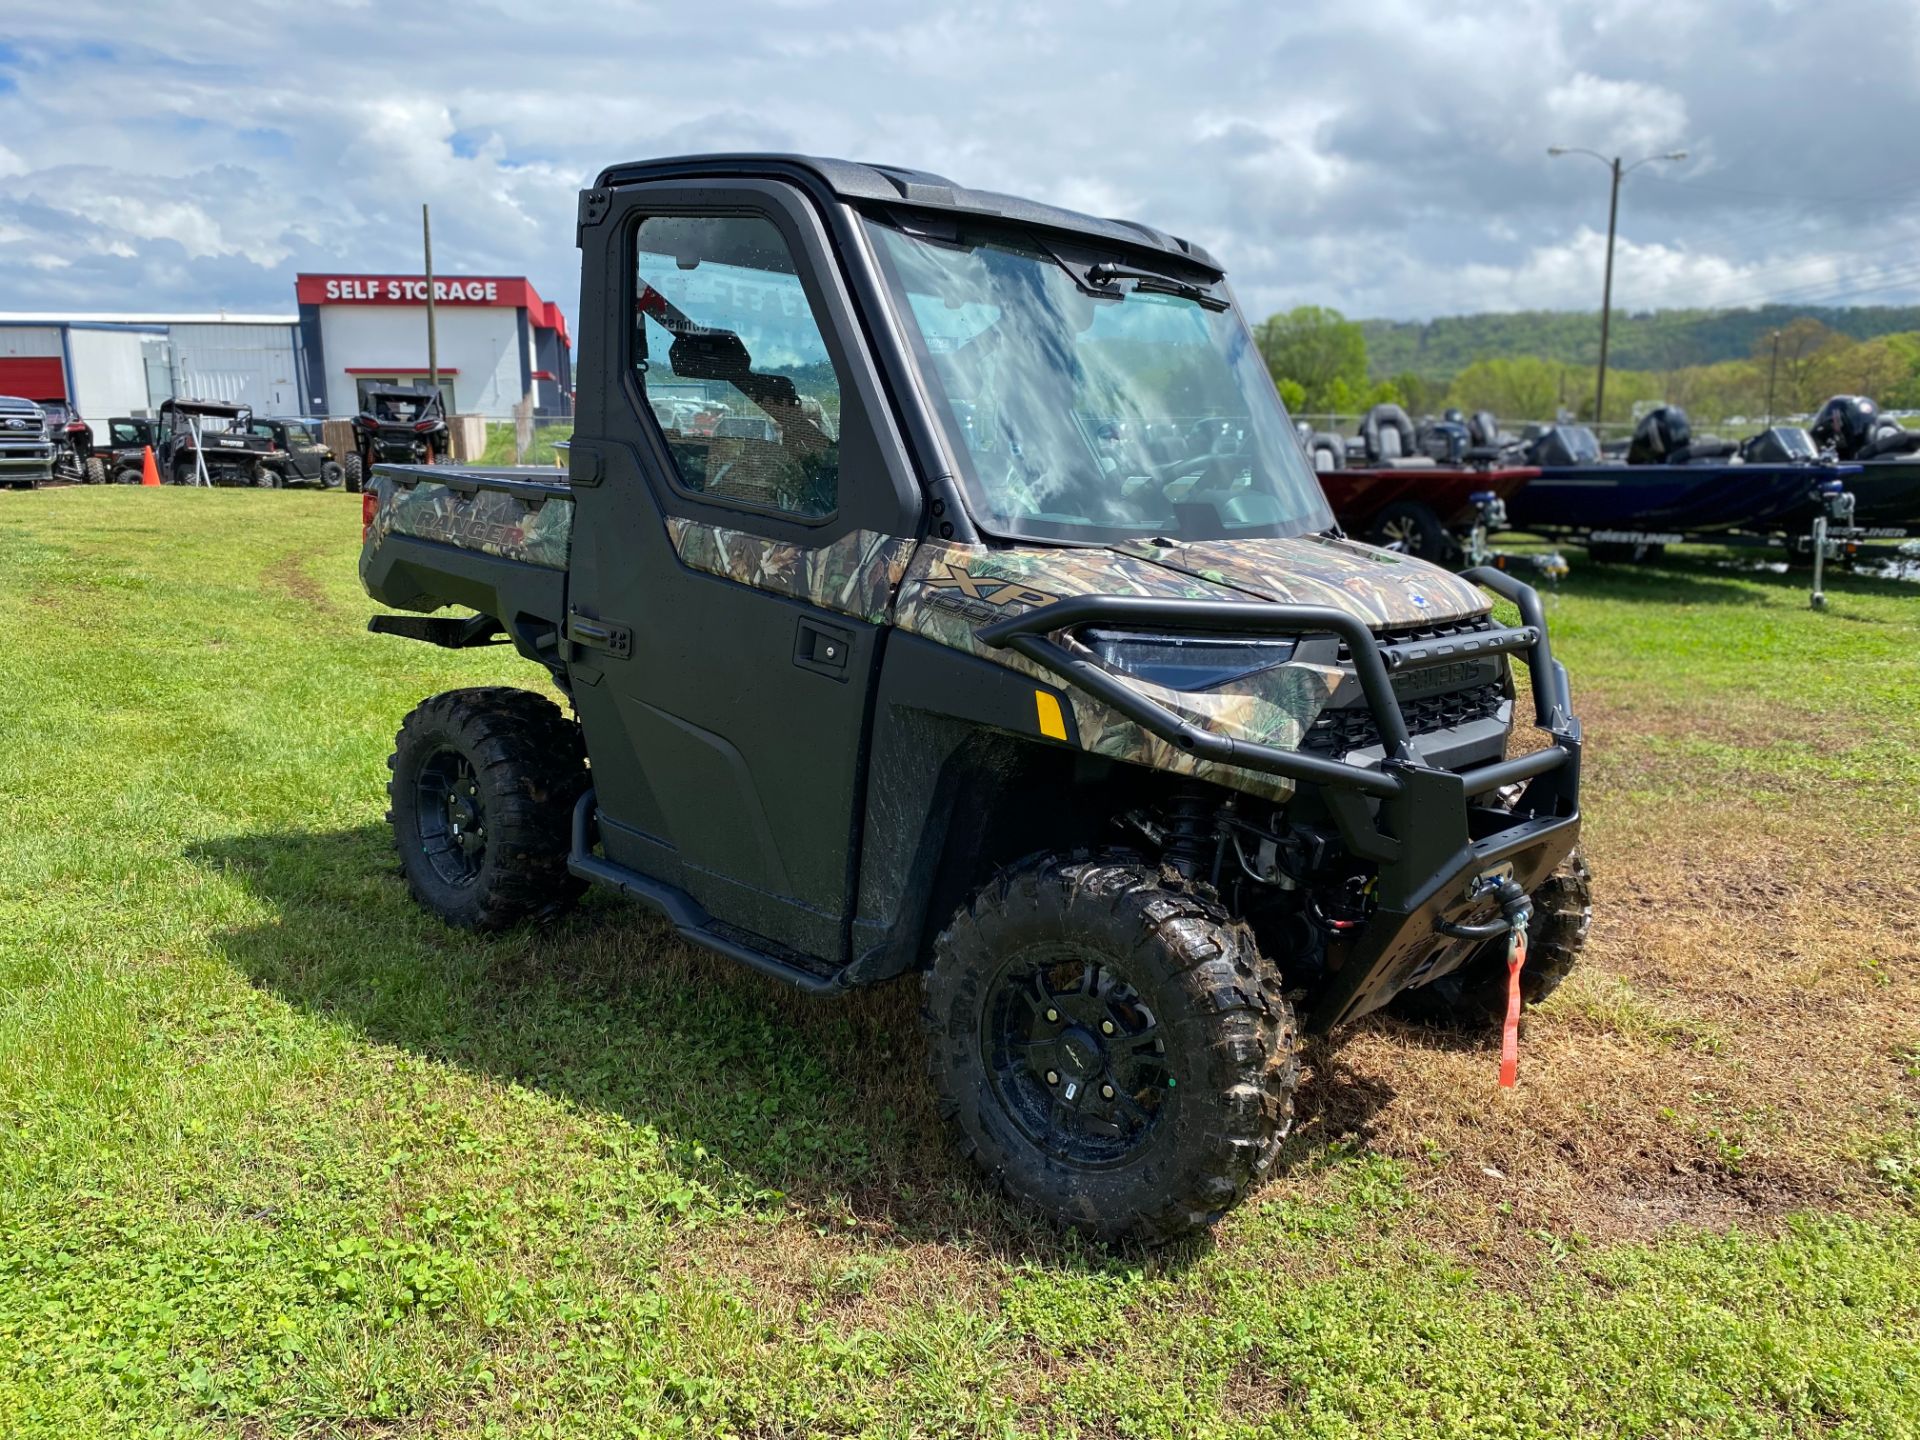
1107;533;1490;629
894;534;1489;635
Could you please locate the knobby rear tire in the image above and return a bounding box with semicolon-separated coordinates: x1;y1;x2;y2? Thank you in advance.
387;687;588;931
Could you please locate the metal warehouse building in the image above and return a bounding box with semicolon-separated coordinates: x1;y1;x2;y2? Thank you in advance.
0;274;570;422
0;313;307;420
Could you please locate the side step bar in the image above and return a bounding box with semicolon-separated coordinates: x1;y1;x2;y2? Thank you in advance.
567;790;847;996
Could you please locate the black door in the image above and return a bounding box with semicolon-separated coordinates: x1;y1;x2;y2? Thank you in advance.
565;180;924;964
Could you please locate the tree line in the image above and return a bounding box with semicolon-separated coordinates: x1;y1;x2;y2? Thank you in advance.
1258;306;1920;428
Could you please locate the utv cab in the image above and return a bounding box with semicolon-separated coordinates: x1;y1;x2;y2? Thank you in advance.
155;398;276;486
253;416;345;488
344;385;449;492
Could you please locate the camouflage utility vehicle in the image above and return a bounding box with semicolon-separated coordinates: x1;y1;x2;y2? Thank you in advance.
343;384;449;492
358;154;1588;1242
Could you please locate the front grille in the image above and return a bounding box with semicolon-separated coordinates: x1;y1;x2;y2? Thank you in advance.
1302;680;1507;757
1334;613;1495;662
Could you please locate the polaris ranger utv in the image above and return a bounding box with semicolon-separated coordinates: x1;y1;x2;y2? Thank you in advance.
358;155;1588;1242
156;398;277;486
343;384;449;492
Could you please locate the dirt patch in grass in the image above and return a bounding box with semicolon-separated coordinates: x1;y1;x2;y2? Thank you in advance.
261;546;335;612
1280;693;1920;1253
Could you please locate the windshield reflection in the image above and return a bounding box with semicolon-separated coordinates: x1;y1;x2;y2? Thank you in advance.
867;218;1332;545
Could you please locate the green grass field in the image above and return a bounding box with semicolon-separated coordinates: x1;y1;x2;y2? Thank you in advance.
2;488;1918;1438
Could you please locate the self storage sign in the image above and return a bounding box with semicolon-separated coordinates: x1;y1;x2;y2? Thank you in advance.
296;274;537;308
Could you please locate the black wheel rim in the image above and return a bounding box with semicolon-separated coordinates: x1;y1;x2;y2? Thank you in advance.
982;947;1173;1168
413;747;487;886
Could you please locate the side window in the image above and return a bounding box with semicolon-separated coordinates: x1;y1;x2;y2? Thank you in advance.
633;214;841;520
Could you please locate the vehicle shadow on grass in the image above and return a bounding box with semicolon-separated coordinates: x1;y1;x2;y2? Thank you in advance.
190;825;1408;1266
1548;548;1920;610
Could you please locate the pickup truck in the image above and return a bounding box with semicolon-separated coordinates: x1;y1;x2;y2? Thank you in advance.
0;395;56;488
358;153;1589;1243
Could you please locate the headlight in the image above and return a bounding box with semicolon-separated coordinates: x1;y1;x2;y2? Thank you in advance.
1079;629;1297;692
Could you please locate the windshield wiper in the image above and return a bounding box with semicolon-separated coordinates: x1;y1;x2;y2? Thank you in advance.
1084;262;1229;311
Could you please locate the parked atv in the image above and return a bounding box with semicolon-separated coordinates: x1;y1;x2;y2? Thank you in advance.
344;385;449;492
356;153;1588;1244
34;399;94;481
155;398;277;486
253;416;345;488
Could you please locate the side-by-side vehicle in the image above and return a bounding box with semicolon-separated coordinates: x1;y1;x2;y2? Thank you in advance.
355;154;1589;1242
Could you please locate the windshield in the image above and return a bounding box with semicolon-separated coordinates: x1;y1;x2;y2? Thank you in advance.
865;218;1332;545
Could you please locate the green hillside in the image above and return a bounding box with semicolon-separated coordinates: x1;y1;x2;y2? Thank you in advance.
1362;305;1920;381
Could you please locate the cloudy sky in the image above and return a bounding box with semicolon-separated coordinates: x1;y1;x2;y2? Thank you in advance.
2;1;1918;326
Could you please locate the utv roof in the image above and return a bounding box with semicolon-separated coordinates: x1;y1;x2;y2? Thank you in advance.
361;384;440;399
593;153;1223;276
161;397;248;415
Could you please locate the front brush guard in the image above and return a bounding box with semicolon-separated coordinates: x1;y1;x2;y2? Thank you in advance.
976;566;1582;1030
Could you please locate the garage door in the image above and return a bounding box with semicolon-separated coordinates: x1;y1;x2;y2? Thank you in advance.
0;357;67;402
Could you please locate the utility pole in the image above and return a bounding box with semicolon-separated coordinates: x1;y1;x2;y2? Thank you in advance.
1548;146;1687;431
1765;329;1782;425
422;203;440;401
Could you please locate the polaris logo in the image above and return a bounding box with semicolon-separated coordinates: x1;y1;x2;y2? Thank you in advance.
1390;658;1497;700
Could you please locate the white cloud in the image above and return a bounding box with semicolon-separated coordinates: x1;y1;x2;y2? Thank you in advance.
0;0;1916;321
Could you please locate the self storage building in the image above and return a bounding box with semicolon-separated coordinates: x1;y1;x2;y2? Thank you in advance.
296;274;571;420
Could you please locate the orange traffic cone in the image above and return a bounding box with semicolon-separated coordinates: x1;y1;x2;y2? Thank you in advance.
139;446;161;487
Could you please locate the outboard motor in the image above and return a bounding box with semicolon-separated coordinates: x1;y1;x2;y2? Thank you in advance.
1359;402;1419;463
1862;423;1920;459
1418;417;1470;463
1525;423;1602;467
1809;395;1879;460
1740;426;1818;465
1627;406;1692;465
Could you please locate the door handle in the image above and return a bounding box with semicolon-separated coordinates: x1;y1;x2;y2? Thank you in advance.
568;611;633;658
793;617;853;680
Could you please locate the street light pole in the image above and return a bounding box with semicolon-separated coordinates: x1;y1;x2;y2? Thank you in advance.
1596;157;1621;429
1548;146;1687;430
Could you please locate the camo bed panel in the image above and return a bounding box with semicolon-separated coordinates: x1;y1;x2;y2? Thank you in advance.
366;473;575;569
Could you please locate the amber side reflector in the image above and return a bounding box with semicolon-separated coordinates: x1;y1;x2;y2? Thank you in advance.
1034;690;1068;741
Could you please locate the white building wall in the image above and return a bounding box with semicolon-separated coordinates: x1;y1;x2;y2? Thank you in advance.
170;323;302;413
317;306;525;417
0;326;63;359
66;327;156;418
